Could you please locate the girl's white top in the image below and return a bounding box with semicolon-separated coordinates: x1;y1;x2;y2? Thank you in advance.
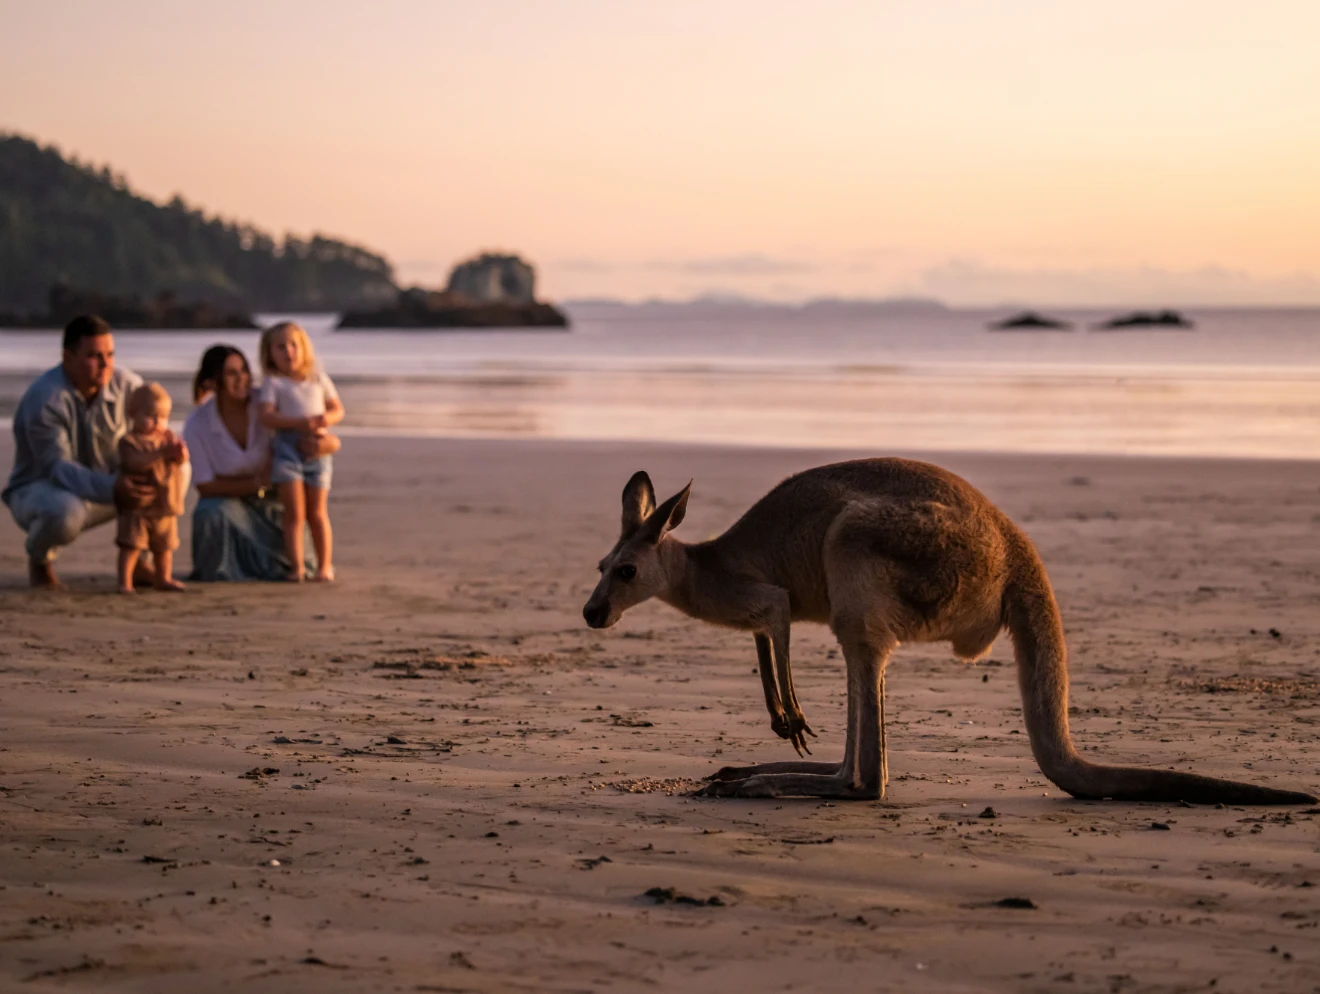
257;372;339;418
181;397;271;487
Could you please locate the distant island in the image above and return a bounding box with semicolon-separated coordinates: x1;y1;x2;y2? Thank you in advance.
338;254;568;330
1095;310;1194;330
560;296;948;320
987;311;1073;331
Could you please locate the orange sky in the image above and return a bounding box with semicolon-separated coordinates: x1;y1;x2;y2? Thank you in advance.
3;0;1318;304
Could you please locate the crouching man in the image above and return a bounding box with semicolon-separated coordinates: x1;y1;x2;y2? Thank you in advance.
3;314;183;589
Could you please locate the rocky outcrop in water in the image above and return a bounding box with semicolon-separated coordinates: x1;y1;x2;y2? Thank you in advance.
337;287;568;330
988;311;1073;330
1096;310;1193;329
338;253;567;329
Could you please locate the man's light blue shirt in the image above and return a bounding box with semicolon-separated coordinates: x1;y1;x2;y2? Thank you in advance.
3;365;142;506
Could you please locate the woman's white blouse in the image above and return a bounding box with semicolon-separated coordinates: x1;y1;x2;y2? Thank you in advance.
181;397;271;487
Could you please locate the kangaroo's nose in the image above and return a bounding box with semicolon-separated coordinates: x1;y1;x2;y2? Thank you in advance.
583;600;610;628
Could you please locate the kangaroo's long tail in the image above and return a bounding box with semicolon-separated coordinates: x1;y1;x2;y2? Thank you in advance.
1001;531;1316;805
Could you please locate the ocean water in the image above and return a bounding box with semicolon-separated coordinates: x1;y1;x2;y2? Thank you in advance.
3;304;1320;459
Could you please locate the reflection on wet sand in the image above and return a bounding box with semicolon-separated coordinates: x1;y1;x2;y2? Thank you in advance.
3;362;1317;458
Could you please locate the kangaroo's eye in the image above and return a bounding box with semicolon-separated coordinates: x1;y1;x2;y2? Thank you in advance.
615;564;637;581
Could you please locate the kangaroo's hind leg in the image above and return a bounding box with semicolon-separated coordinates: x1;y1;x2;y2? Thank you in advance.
880;667;889;791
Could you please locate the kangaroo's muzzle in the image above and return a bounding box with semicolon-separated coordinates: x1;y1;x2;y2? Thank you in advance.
582;599;611;628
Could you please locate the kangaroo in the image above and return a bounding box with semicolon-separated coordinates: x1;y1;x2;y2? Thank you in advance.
581;459;1317;804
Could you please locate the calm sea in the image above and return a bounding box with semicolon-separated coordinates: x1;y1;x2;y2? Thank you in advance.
3;304;1320;459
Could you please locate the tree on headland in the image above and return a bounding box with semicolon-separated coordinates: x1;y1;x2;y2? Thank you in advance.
0;133;399;312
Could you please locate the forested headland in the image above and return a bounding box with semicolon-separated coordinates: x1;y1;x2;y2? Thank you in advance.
0;133;398;313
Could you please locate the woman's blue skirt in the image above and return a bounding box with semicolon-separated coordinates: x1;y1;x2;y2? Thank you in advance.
189;496;315;581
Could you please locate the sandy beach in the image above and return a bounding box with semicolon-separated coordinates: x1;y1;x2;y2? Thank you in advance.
1;435;1318;994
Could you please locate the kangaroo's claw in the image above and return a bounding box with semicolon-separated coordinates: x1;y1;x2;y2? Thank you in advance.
772;711;814;746
774;710;815;756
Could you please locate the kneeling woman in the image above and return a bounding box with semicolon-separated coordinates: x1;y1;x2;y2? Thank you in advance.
182;345;339;580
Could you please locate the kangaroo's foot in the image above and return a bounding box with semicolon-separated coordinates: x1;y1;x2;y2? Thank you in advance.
696;770;880;800
770;710;817;756
704;761;840;783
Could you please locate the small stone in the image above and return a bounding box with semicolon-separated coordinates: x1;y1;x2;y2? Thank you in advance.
993;897;1037;909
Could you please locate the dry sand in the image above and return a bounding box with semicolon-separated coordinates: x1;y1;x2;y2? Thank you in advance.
1;436;1318;993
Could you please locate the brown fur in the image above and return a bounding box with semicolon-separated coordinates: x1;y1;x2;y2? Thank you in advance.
583;458;1317;804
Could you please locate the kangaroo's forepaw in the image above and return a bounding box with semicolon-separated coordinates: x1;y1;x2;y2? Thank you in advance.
771;712;814;738
772;712;816;756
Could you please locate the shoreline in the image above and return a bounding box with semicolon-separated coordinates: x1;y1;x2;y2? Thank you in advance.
5;362;1320;461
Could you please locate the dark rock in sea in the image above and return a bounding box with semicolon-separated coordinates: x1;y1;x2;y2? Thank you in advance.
1;285;256;330
338;287;569;330
1095;310;1194;330
988;311;1073;331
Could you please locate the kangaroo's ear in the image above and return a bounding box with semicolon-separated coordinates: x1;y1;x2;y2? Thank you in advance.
621;470;657;538
639;481;691;544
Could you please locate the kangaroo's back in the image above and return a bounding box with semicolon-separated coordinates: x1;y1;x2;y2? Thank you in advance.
707;458;1009;623
721;458;988;544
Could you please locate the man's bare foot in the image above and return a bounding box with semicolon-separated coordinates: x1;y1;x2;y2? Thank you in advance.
284;571;305;583
154;578;186;592
118;584;136;595
312;568;335;583
28;559;66;591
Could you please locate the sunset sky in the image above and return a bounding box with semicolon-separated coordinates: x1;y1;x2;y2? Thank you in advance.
3;0;1319;304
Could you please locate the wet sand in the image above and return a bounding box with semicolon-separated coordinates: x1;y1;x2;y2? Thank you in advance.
1;436;1318;993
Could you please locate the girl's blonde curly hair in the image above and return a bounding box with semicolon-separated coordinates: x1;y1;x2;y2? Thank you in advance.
258;321;317;379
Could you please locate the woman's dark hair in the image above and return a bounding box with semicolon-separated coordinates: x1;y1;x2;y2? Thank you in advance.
193;344;250;403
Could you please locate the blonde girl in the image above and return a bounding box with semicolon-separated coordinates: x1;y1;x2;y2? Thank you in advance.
257;322;344;581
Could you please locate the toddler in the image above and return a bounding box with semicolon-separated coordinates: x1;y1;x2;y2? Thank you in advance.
257;321;343;582
117;382;189;593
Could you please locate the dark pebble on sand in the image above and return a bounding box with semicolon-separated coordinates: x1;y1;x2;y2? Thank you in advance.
643;886;724;907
